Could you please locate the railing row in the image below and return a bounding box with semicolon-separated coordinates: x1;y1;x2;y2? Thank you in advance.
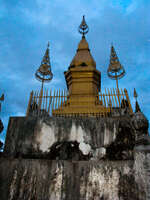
26;88;133;117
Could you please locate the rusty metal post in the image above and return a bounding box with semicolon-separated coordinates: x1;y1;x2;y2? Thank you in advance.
26;91;33;116
124;88;133;113
38;80;44;112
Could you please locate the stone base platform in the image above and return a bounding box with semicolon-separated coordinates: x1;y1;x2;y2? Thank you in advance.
0;158;146;200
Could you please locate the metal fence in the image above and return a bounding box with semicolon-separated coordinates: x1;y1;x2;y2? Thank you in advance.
26;88;133;117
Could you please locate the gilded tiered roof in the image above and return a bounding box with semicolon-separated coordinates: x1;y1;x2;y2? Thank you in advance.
70;36;96;68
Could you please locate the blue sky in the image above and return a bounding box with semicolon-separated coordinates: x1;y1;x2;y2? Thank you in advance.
0;0;150;143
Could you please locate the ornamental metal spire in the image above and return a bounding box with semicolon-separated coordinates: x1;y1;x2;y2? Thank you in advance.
35;42;53;108
134;88;141;112
107;45;125;90
35;42;53;87
78;15;89;37
134;88;138;100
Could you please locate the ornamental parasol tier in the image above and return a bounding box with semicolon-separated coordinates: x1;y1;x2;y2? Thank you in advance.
107;45;125;90
34;42;53;110
35;42;53;85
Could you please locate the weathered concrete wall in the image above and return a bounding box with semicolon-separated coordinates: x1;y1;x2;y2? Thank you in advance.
134;140;150;200
4;116;133;158
0;158;146;200
2;114;150;199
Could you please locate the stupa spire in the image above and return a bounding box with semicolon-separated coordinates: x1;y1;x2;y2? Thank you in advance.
107;45;125;90
69;16;96;68
78;15;89;37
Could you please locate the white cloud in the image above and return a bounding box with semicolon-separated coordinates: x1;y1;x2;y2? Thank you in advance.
20;6;52;25
15;112;25;116
18;0;105;34
51;77;62;85
126;1;138;14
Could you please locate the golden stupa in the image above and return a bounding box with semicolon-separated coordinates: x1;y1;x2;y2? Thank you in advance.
52;16;110;116
26;16;133;117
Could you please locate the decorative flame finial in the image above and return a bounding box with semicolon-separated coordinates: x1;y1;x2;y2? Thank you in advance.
78;15;89;37
35;42;53;86
107;45;125;90
35;42;53;109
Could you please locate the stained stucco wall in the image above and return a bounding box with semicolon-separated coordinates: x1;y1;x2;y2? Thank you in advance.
4;116;119;157
0;159;147;200
2;116;150;199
